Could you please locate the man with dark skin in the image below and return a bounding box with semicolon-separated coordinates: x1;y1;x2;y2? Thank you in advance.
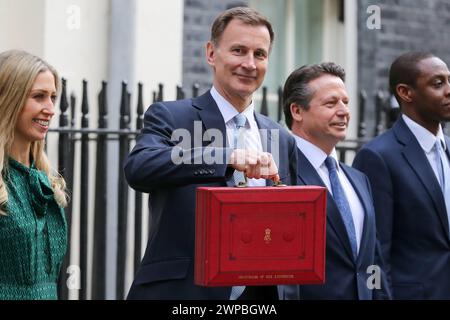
353;52;450;299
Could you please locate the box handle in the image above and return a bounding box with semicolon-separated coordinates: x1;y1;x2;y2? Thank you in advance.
235;175;286;188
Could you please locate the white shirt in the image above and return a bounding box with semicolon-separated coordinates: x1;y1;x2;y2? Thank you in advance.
294;135;365;253
402;114;448;184
210;87;265;187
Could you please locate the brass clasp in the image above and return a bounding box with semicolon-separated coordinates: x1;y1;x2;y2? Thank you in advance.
273;180;287;187
235;176;248;188
234;176;286;187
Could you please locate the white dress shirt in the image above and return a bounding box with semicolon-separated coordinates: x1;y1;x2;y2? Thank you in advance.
210;87;266;187
294;135;365;253
402;114;448;184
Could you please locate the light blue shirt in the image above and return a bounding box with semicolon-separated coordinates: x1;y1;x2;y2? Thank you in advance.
210;87;265;187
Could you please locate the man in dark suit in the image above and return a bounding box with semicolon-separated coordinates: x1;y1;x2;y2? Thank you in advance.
124;7;297;299
353;52;450;299
279;63;390;299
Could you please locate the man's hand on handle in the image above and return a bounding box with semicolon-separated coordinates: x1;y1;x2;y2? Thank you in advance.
229;149;280;183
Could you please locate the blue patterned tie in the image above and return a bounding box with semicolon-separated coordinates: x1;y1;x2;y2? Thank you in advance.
434;140;450;228
229;113;247;300
231;114;247;186
325;156;358;259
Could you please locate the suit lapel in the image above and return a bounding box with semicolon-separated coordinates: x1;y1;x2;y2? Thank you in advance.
340;165;371;266
194;92;227;142
297;150;355;261
193;92;235;187
394;119;450;239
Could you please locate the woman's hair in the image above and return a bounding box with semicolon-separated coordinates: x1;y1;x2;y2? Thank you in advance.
0;50;68;215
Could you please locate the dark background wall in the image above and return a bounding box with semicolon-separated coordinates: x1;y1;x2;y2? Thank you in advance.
358;0;450;134
182;0;248;97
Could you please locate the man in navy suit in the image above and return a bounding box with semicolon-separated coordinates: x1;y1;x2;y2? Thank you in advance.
353;52;450;299
124;7;297;299
280;63;390;299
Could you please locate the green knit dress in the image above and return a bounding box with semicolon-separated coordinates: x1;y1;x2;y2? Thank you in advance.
0;158;67;300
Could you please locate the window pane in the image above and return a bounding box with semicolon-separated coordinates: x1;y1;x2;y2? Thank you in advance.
250;0;324;123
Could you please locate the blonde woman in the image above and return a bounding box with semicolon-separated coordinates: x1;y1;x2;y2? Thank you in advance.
0;50;68;299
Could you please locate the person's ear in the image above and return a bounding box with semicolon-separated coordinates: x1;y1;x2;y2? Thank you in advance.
206;41;215;67
396;84;413;103
290;102;304;122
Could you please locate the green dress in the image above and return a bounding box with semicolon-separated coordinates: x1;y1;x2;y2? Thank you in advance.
0;158;67;300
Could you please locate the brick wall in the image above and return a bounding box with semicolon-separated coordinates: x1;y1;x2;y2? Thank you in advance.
182;0;248;97
358;0;450;134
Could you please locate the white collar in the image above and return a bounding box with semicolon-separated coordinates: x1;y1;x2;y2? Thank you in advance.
293;135;340;171
402;114;447;152
210;86;255;128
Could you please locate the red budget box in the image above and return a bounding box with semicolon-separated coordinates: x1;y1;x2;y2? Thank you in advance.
194;186;326;287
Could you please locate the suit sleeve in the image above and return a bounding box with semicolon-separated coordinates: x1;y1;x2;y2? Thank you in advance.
353;147;394;294
124;102;233;192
